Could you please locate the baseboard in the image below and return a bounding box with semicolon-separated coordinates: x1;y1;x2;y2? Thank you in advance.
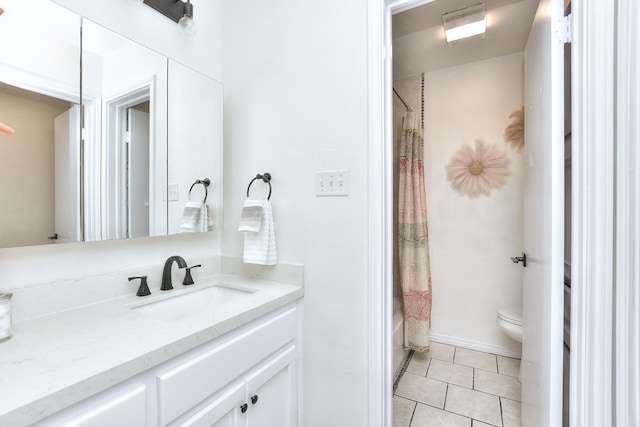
430;332;522;359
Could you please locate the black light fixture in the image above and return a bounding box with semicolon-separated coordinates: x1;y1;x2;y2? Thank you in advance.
143;0;197;35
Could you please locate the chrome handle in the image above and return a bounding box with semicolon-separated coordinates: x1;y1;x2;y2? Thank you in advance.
511;253;527;267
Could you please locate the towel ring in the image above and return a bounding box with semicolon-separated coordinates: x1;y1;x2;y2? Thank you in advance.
246;173;272;200
189;178;210;202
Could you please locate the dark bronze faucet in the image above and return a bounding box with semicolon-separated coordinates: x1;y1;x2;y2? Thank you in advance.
161;256;187;291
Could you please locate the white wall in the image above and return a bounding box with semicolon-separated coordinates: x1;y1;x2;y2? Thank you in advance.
0;0;222;288
221;0;370;425
167;61;224;234
395;52;524;354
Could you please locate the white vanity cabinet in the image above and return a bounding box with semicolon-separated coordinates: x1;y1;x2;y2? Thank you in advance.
160;305;299;426
34;302;301;427
177;345;297;427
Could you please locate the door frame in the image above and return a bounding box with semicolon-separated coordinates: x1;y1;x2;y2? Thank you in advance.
101;79;154;240
366;1;435;426
570;1;616;426
366;0;618;426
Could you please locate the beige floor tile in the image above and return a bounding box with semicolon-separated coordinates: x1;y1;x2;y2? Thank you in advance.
411;403;472;427
395;372;448;408
474;369;522;401
497;356;521;378
427;359;473;389
472;421;495;427
427;342;455;362
445;384;502;426
393;396;416;427
407;351;431;376
501;398;522;427
454;348;498;372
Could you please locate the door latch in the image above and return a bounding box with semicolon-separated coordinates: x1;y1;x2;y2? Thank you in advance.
511;253;527;267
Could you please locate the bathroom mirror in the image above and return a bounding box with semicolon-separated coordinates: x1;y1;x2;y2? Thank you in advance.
0;1;223;248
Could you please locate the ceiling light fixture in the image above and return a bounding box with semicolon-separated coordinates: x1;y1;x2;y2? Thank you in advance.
442;3;486;46
143;0;197;36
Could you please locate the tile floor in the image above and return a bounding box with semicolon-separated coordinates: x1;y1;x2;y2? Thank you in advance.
393;343;522;427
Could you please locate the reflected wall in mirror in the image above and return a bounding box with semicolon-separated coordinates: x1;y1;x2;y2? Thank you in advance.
0;1;223;248
167;60;223;235
0;0;80;248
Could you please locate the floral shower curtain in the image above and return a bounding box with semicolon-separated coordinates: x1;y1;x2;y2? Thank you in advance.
398;110;432;352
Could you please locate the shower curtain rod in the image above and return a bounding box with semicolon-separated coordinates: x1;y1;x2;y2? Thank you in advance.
393;88;412;111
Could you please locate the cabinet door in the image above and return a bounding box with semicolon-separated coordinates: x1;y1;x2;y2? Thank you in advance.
178;381;245;427
244;345;297;427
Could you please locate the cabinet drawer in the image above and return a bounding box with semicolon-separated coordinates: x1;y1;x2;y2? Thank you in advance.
49;385;146;427
157;306;297;425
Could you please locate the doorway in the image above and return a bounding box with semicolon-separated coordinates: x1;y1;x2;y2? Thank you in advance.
391;2;536;426
372;0;569;426
97;83;153;240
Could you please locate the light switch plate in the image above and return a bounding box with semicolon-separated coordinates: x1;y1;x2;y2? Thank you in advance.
168;183;179;201
315;169;349;196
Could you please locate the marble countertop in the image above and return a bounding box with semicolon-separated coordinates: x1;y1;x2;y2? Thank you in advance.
0;275;303;426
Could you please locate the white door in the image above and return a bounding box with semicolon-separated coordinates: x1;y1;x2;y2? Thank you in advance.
521;0;565;425
53;105;81;244
127;108;150;238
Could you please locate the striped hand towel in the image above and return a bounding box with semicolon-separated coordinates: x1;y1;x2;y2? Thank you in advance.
238;198;264;232
200;203;214;232
242;200;277;265
180;201;202;232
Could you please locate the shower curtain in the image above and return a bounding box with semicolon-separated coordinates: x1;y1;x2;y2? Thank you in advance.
398;110;432;352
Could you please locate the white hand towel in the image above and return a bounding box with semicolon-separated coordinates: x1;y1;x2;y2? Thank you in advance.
242;200;277;265
181;201;202;232
238;198;264;232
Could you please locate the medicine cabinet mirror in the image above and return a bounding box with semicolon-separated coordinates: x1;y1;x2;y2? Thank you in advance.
0;0;222;248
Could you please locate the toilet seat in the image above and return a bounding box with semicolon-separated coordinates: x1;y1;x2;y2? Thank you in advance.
497;307;523;326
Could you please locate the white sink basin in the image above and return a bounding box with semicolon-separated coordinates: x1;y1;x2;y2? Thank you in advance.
130;284;254;321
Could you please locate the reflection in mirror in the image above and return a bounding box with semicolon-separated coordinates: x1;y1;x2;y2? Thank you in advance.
0;2;223;248
167;60;223;235
82;19;168;241
0;0;80;248
83;21;224;240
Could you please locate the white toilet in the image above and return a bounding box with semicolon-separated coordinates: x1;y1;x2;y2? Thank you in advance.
497;306;523;343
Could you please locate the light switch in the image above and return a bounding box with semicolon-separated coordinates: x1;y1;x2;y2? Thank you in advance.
168;183;179;201
315;169;349;197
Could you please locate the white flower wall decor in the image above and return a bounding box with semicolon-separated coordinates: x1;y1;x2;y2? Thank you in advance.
446;139;510;197
503;106;525;152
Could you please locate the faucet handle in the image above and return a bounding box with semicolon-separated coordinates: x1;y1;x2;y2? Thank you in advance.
128;276;151;297
182;264;202;286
